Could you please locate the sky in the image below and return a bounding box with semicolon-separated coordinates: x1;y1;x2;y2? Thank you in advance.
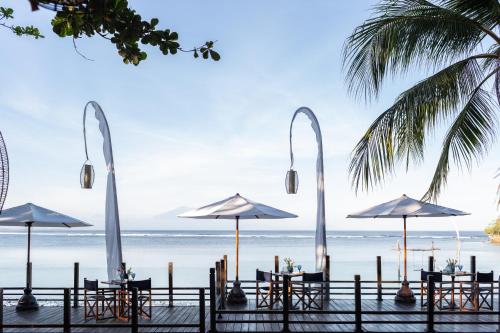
0;0;498;232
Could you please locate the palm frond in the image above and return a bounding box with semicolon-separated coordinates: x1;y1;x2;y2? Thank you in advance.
422;87;498;202
442;0;500;29
348;56;486;192
343;0;490;100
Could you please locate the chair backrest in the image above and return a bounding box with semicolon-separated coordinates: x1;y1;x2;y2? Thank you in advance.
256;270;273;282
476;271;494;283
128;278;152;291
302;272;324;283
420;270;442;283
84;278;98;291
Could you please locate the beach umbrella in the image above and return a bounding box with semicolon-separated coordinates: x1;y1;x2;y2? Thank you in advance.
347;194;469;303
0;203;92;311
178;193;297;304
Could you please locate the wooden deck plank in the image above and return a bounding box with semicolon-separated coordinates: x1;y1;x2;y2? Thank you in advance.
2;298;500;333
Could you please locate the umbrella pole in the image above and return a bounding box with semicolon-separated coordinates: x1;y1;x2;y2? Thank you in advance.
235;217;239;281
27;222;31;288
17;222;38;311
395;215;415;303
403;217;407;281
227;216;247;304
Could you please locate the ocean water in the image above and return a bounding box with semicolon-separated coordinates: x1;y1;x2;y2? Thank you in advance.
0;230;497;288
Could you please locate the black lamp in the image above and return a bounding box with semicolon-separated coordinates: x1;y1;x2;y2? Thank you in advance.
80;161;94;189
285;169;298;194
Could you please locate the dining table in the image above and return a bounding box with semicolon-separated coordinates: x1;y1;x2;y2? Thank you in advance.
441;271;474;310
101;280;129;320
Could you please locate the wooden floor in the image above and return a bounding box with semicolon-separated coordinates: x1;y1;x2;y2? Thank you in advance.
2;299;499;332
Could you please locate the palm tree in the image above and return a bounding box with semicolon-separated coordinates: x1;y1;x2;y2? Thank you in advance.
343;0;499;202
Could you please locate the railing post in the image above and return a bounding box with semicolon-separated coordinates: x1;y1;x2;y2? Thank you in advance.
376;256;382;301
470;256;476;282
220;259;226;309
497;275;500;333
73;262;79;308
168;262;174;307
282;275;290;333
215;261;221;302
223;255;228;282
275;256;280;285
131;287;138;333
428;256;434;272
0;289;3;333
325;254;331;301
426;275;435;333
354;275;362;333
63;288;71;333
199;288;206;333
209;268;217;333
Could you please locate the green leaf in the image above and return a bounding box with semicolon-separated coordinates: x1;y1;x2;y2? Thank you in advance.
209;50;220;61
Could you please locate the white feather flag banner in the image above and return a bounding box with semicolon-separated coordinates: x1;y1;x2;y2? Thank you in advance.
289;107;327;273
84;101;123;282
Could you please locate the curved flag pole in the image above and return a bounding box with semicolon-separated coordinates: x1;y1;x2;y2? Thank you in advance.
82;101;123;281
0;131;9;214
288;107;327;273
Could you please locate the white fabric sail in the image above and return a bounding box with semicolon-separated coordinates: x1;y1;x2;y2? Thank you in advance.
84;101;123;282
289;107;327;273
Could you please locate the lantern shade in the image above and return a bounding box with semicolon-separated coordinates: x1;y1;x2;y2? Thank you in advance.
285;169;298;194
80;162;94;189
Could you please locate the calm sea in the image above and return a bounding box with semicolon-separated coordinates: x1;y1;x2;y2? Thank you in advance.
0;230;497;287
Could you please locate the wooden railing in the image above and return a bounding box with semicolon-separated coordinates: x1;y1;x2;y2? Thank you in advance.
209;257;500;333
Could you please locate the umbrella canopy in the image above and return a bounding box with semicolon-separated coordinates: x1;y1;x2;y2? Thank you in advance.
178;193;298;220
0;203;92;227
346;194;469;219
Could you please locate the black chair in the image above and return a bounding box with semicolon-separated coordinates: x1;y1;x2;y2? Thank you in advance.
420;270;453;309
460;271;494;311
83;279;116;321
256;270;281;309
127;279;153;319
291;272;324;310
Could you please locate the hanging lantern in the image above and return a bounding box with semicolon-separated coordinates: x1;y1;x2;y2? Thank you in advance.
80;161;94;189
285;169;298;194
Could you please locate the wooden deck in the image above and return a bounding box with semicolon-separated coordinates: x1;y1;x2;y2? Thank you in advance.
2;299;499;332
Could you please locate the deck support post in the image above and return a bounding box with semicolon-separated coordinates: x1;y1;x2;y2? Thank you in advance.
470;256;476;282
63;288;71;333
428;256;434;272
131;287;138;333
282;275;290;333
168;262;174;307
376;256;382;301
199;288;206;333
209;268;217;333
426;275;435;333
354;275;363;332
73;262;79;308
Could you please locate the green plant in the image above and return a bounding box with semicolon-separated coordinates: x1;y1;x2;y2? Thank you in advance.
2;1;219;65
343;0;499;202
0;6;43;38
484;217;500;235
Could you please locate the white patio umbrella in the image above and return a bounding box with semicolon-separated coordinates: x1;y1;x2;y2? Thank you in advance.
347;194;469;303
178;193;297;304
0;203;92;310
